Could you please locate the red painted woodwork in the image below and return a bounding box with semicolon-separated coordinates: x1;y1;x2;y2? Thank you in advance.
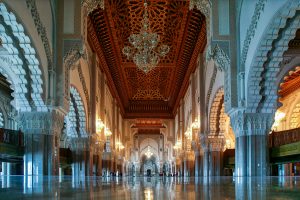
88;0;206;118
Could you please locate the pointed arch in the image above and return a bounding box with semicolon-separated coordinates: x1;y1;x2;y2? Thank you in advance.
0;3;46;111
246;2;300;113
65;86;88;138
209;88;224;135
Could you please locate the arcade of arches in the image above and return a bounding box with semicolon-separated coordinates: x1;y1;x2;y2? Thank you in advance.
1;0;300;186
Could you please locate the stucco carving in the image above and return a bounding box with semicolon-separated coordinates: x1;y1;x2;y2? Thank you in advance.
229;110;274;137
208;44;230;72
63;47;90;113
241;0;267;70
208;136;224;151
189;0;211;18
64;48;84;70
81;0;104;14
247;2;300;113
18;110;65;136
26;0;53;70
206;65;217;109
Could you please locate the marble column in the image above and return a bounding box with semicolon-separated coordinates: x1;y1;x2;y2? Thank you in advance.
19;110;65;176
208;136;224;176
230;111;273;176
202;149;209;177
200;133;209;177
194;151;199;177
71;138;90;178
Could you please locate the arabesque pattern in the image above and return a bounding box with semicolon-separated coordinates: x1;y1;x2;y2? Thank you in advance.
89;0;206;117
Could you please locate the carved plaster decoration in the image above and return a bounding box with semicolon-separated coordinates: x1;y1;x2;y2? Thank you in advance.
63;47;84;112
25;0;53;70
208;136;224;151
207;44;231;110
229;110;274;137
190;0;212;45
189;0;211;18
17;110;65;136
241;0;267;70
77;64;90;113
63;47;90;113
199;132;208;151
206;65;217;110
209;88;224;135
64;48;84;70
208;44;230;72
238;72;245;107
0;3;47;111
81;0;104;14
248;2;300;113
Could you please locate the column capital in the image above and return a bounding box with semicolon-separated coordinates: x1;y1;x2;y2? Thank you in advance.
17;109;65;136
229;110;274;137
208;136;224;151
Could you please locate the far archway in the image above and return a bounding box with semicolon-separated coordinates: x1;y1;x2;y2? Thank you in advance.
209;88;235;176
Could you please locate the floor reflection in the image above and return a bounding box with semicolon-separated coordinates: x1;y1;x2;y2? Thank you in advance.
0;176;300;199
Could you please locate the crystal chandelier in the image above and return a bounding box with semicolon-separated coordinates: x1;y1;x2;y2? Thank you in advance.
122;1;170;73
145;146;153;158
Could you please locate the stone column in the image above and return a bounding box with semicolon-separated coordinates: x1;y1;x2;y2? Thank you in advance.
202;149;209;177
194;151;199;176
72;138;90;178
230;111;273;176
200;133;209;177
208;136;224;176
18;110;64;176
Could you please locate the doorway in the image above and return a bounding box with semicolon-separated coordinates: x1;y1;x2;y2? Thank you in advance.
147;169;151;177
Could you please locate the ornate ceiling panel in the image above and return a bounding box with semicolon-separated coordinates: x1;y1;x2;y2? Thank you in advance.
279;66;300;98
88;0;206;118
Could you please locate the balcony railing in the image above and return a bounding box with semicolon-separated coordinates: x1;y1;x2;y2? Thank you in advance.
0;128;24;147
269;127;300;148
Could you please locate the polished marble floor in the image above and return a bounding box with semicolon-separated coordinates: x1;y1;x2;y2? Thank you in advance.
0;176;300;199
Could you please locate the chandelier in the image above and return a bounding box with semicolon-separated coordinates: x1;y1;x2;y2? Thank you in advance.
145;146;153;158
122;1;170;73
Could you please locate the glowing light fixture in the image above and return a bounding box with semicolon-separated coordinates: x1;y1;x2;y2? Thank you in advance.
104;127;112;137
96;118;105;133
192;118;200;130
145;146;153;158
173;140;182;150
122;0;170;73
116;141;125;150
184;127;192;139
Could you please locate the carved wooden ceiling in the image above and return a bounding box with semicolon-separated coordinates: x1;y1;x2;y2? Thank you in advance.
279;66;300;98
88;0;206;118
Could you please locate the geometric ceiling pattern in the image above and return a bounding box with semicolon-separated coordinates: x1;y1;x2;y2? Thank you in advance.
88;0;206;118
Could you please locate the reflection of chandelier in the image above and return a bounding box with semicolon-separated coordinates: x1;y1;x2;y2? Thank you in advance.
145;146;153;158
122;1;170;73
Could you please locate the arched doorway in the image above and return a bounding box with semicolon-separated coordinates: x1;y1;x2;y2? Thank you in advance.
140;155;158;176
60;86;88;176
209;88;235;176
270;64;300;176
